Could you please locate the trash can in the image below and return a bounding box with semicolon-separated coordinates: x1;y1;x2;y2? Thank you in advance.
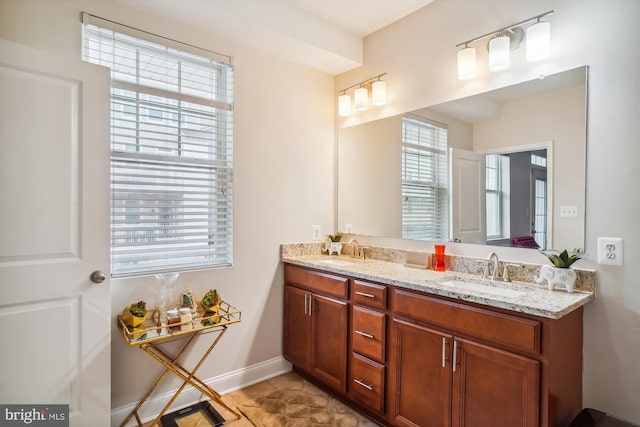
569;408;640;427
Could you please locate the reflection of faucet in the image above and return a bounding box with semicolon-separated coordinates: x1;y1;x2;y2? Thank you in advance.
484;252;502;280
348;239;360;258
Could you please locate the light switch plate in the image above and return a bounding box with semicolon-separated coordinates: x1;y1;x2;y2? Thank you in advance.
560;206;578;217
597;237;623;266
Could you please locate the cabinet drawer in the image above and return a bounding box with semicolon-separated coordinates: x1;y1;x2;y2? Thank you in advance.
349;353;384;414
352;280;387;310
352;306;385;363
393;289;540;354
285;264;348;299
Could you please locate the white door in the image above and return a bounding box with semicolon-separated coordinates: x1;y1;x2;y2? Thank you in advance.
0;39;111;424
449;148;486;244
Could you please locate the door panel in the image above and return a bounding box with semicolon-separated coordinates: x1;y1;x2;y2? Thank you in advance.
450;147;486;244
389;319;452;427
312;294;348;392
452;338;540;427
0;39;111;425
283;285;311;368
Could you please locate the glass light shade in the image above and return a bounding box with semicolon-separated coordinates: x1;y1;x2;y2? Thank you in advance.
354;86;368;111
526;21;551;62
371;80;387;106
457;46;476;80
338;93;352;117
489;35;510;71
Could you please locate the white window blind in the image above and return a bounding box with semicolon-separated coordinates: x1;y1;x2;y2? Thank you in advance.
82;14;234;277
401;117;448;240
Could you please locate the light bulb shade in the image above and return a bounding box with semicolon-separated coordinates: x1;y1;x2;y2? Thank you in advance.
457;46;477;80
489;35;510;71
371;80;387;106
526;21;550;62
354;87;368;111
338;93;352;117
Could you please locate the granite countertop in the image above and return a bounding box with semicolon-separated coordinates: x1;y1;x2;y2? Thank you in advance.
281;254;594;319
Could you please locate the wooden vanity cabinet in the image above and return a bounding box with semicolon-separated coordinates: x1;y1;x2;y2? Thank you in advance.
283;265;349;392
283;264;583;427
389;288;583;427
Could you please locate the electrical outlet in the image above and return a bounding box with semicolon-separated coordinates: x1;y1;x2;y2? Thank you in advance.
597;237;623;266
312;225;321;241
345;224;353;234
560;206;578;217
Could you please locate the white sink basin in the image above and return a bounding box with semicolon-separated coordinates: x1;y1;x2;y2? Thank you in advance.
438;279;526;298
316;259;356;267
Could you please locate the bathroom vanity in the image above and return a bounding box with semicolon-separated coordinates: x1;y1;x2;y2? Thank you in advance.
282;251;593;427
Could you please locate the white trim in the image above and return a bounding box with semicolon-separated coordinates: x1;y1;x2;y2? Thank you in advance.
110;356;292;426
477;140;554;249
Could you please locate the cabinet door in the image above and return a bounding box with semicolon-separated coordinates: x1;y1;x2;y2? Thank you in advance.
311;293;348;392
283;285;311;369
389;319;453;427
452;338;539;427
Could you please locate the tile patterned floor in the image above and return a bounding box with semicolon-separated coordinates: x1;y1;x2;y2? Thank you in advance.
202;372;379;426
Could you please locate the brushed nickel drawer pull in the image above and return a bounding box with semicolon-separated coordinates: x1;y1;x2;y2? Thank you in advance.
355;291;375;298
442;337;447;368
355;330;374;339
453;340;458;372
354;379;373;391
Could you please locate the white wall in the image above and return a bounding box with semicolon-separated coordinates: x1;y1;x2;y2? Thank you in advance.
337;0;640;422
0;0;334;414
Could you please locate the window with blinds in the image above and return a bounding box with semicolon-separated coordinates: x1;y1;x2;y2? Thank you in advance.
82;15;234;277
401;117;448;240
486;154;510;240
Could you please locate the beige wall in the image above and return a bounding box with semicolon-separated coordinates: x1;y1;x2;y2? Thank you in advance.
337;0;640;422
0;0;334;415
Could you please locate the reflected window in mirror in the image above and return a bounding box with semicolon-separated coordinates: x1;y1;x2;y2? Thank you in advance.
485;154;510;241
401;116;448;240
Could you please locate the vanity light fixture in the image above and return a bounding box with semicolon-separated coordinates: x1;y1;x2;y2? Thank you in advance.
337;73;387;117
457;44;476;80
338;92;352;117
456;10;553;79
354;86;368;111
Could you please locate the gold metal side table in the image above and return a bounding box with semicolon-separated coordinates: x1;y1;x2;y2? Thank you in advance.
117;301;242;427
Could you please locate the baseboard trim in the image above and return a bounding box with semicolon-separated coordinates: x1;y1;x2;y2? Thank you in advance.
111;356;292;426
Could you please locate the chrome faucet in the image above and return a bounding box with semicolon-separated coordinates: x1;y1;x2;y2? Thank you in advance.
484;252;502;280
348;239;360;259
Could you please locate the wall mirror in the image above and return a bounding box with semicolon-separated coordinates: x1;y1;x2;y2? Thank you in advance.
338;66;587;251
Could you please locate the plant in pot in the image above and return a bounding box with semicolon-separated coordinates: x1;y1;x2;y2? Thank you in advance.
325;232;344;255
538;249;585;293
201;289;222;325
122;300;148;328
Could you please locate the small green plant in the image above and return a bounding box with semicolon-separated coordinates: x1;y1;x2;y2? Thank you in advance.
540;249;584;268
202;289;221;308
128;300;147;318
326;232;344;242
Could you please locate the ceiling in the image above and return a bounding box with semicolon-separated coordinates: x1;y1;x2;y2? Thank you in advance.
114;0;434;74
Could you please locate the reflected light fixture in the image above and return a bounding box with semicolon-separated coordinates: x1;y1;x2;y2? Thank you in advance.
336;73;387;117
455;10;553;79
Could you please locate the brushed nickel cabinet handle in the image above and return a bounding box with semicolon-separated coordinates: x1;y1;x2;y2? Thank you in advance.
355;291;375;298
355;330;374;339
354;379;373;391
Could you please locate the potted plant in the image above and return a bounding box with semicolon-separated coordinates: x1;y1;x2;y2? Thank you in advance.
201;289;221;313
538;249;585;293
122;300;147;327
325;232;344;255
201;289;222;324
